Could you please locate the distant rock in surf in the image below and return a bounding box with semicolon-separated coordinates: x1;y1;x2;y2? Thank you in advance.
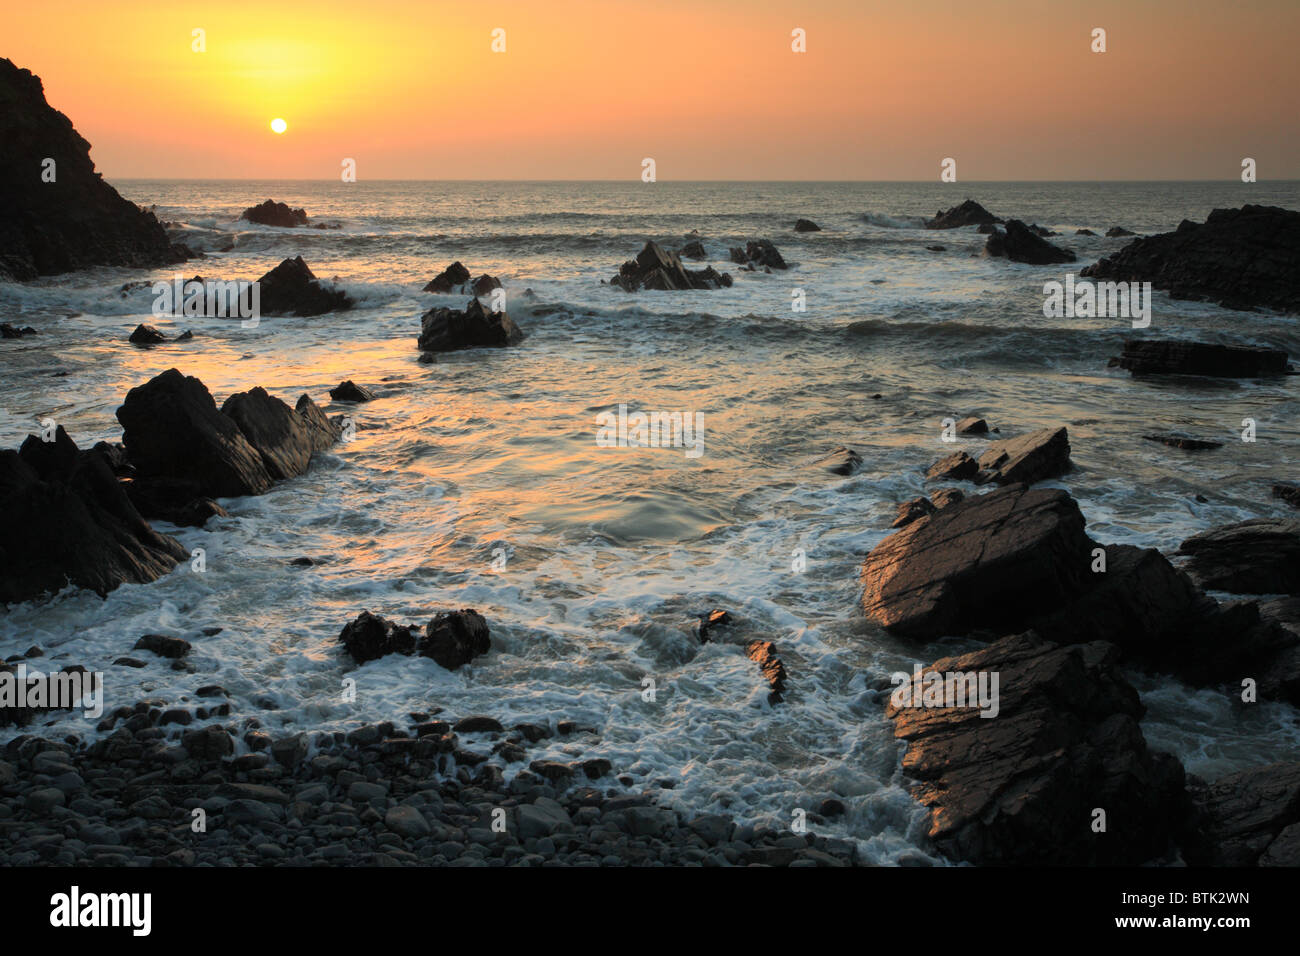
1075;228;1097;236
2;322;38;338
925;199;1001;230
677;239;707;260
257;256;354;316
1083;206;1300;313
240;199;308;228
1111;339;1292;377
128;323;168;345
1105;226;1136;237
339;608;491;670
794;218;821;232
983;220;1076;264
815;446;864;476
729;239;788;270
0;57;188;280
417;297;524;354
611;241;733;291
329;380;376;402
1142;433;1223;451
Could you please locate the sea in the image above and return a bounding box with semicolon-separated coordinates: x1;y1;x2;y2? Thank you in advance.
2;180;1299;864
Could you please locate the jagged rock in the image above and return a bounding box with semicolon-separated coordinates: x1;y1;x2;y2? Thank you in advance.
794;219;821;232
1075;228;1097;236
955;416;988;435
328;380;375;402
418;609;491;670
698;609;732;643
239;200;307;227
886;632;1187;865
2;322;38;337
0;58;186;280
1027;223;1056;237
677;240;707;260
295;394;344;451
1142;433;1222;451
117;369;272;498
422;262;472;293
983;220;1076;264
930;488;965;510
123;476;228;527
972;426;1071;485
728;239;787;270
472;274;501;297
1083;206;1300;313
1179;519;1300;594
0;426;187;604
256;256;353;317
611;241;733;291
745;641;787;703
816;446;864;476
128;323;167;345
1105;226;1136;237
417;298;524;353
338;611;418;664
1187;763;1300;865
1111;339;1291;377
892;497;935;528
220;387;317;481
926;200;1001;230
926;451;977;482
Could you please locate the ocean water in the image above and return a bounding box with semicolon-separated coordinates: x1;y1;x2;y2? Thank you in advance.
2;180;1299;864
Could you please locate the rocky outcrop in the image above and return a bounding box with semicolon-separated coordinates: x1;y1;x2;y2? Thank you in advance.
611;241;733;291
745;641;787;704
128;324;167;345
239;200;308;227
926;200;1001;230
328;380;375;402
339;609;490;671
1111;339;1292;377
422;262;501;297
1106;226;1136;238
677;240;707;260
257;257;353;317
983;220;1076;264
794;219;821;233
338;611;419;663
220;387;320;482
0;58;187;280
0;426;188;604
2;322;38;338
417;298;524;353
925;427;1071;486
1187;763;1300;866
729;239;788;270
1082;206;1300;313
1179;519;1300;594
886;632;1187;865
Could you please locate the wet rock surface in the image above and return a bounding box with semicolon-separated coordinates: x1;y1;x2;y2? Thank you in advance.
1112;339;1292;377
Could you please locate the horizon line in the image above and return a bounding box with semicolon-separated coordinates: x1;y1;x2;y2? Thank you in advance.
112;177;1300;184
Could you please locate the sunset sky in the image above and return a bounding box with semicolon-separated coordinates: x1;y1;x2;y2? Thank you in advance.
7;0;1299;180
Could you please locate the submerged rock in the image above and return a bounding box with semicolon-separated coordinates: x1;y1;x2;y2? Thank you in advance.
1;322;38;338
1083;206;1300;313
240;200;308;227
611;241;733;291
1142;433;1223;451
417;298;524;353
794;218;821;232
983;220;1076;264
926;199;1001;230
728;239;788;270
1111;339;1292;377
256;256;353;316
329;380;376;402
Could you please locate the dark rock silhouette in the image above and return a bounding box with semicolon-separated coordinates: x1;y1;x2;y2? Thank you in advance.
794;218;821;232
240;200;307;227
329;380;376;402
417;298;524;353
729;239;788;270
611;241;733;291
256;256;353;316
1112;339;1292;377
926;200;1001;229
1179;519;1300;594
983;220;1076;264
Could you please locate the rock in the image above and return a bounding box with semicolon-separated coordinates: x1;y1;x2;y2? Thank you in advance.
892;497;935;528
0;426;187;604
338;611;418;664
453;716;503;733
581;758;612;779
930;488;965;510
794;218;821;232
182;724;234;760
886;632;1187;864
1105;226;1136;237
983;220;1076;264
728;239;788;270
328;380;375;403
515;798;572;839
418;610;491;670
972;426;1072;485
128;323;167;345
677;240;707;260
117;368;273;498
925;451;977;482
2;322;38;337
422;261;471;293
1111;339;1291;378
256;256;353;316
220;386;318;481
240;200;308;227
926;200;1001;230
745;641;787;702
1187;763;1300;865
1178;519;1300;594
926;245;945;252
1075;228;1097;236
132;634;191;659
611;241;733;291
1274;484;1300;509
123;477;229;527
816;446;863;476
697;608;732;642
1142;434;1223;451
0;58;186;280
975;223;997;234
471;274;501;297
1083;206;1300;313
295;394;344;451
1027;223;1056;237
384;805;431;838
417;298;524;353
955;416;988;435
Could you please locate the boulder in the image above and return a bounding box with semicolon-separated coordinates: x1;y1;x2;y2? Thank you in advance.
1187;763;1300;865
886;632;1187;865
220;387;317;481
955;416;988;435
1105;226;1136;237
418;609;491;670
256;256;353;316
983;220;1076;264
239;200;308;227
728;239;788;270
972;426;1071;485
611;241;733;291
422;261;472;294
133;634;192;659
128;324;167;345
1082;206;1300;313
1111;339;1291;377
0;58;186;280
926;200;1001;230
794;219;821;232
338;611;419;664
1178;519;1300;594
1075;228;1097;236
745;641;787;703
471;274;501;296
0;426;187;604
295;394;344;451
892;497;935;528
116;369;273;498
328;380;376;402
417;298;524;353
925;451;977;482
677;240;707;260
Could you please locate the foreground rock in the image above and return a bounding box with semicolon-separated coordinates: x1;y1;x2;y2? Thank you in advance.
1081;205;1300;313
729;239;788;270
1187;763;1300;865
1179;519;1300;594
611;241;733;291
0;426;187;604
926;427;1071;486
256;257;354;317
983;220;1076;264
240;200;308;227
886;632;1187;864
339;609;490;670
1111;339;1292;377
925;200;1001;230
417;298;524;354
0;58;187;280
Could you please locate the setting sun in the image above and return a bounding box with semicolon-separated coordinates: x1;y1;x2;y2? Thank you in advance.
270;117;287;134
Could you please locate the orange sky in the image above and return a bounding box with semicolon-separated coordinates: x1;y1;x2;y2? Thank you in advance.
7;0;1298;180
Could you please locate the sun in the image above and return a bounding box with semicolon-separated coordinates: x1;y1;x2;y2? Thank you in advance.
270;118;287;134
